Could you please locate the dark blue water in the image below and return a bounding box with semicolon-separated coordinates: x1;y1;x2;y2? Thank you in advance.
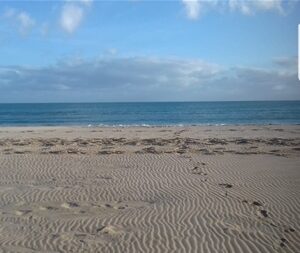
0;101;299;126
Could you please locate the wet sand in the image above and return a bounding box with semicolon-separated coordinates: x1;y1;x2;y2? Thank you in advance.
0;126;299;252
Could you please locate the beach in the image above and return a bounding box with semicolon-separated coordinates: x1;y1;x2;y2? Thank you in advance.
0;125;299;252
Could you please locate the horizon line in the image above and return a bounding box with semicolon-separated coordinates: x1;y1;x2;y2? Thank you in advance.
0;99;300;104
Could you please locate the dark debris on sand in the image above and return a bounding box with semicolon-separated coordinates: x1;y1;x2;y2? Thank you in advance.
218;183;233;188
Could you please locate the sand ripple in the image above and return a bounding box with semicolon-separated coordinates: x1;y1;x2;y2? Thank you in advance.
0;153;299;252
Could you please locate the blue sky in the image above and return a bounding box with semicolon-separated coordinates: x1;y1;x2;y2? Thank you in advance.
0;0;299;102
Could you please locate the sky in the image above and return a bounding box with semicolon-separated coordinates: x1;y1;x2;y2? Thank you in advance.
0;0;299;102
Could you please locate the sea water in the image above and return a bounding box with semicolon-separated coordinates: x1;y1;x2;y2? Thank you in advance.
0;101;299;126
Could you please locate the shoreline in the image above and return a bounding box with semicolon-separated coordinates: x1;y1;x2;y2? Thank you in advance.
1;124;300;137
1;123;300;127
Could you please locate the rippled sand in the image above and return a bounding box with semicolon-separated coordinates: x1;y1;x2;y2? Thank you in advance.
0;126;299;252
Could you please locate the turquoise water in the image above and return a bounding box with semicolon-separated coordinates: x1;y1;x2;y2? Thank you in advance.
0;101;299;126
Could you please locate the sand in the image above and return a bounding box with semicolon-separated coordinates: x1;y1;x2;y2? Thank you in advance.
0;125;299;253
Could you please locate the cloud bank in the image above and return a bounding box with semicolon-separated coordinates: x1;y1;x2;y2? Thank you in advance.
0;57;298;102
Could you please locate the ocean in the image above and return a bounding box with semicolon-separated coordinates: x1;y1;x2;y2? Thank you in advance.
0;101;299;126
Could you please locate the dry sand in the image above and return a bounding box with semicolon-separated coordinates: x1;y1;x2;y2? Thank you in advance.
0;125;299;252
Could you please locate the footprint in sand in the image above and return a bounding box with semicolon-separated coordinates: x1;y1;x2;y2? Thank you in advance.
5;200;148;222
100;202;128;210
191;168;207;176
51;225;129;244
191;163;209;182
275;237;288;248
241;200;267;215
258;209;269;218
242;199;270;220
284;227;295;233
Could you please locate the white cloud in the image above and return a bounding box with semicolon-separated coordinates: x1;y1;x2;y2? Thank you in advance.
104;48;118;57
3;8;16;18
182;0;291;19
253;0;283;11
2;1;94;36
182;0;201;19
65;0;94;7
60;0;93;34
229;0;284;14
60;4;84;33
2;8;35;35
229;0;253;15
79;0;94;7
17;12;35;34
